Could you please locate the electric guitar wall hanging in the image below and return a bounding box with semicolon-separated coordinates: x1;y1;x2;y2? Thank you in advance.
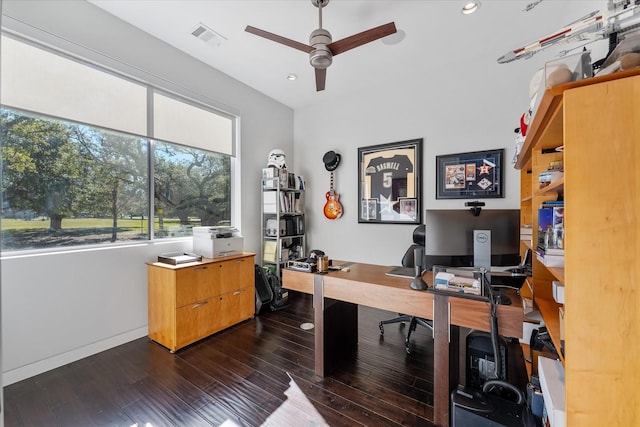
322;150;343;220
323;170;343;220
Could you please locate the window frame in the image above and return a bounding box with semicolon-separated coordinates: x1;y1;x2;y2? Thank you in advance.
0;32;240;256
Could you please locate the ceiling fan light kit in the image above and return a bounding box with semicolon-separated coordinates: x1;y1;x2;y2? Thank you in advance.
309;28;333;69
245;0;396;91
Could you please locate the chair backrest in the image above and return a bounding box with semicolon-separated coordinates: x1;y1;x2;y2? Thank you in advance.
401;225;425;268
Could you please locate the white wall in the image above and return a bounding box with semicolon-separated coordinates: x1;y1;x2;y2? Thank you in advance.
1;0;293;385
293;69;524;266
294;3;608;267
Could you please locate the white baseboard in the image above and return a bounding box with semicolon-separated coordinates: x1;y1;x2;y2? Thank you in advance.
2;327;148;386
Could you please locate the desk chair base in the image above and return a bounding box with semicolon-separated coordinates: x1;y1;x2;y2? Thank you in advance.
379;315;433;353
379;314;412;335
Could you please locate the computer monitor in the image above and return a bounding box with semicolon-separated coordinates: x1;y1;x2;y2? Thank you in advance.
423;209;521;270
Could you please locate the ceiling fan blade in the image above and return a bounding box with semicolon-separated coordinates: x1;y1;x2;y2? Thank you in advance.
328;22;397;56
315;68;327;91
245;25;314;53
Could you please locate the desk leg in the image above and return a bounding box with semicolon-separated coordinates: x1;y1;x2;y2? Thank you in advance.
313;275;325;377
313;275;358;378
433;294;460;427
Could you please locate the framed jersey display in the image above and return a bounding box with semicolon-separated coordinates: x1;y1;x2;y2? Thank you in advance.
358;138;422;224
436;148;504;199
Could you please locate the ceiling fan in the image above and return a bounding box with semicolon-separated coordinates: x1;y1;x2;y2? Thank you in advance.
245;0;397;91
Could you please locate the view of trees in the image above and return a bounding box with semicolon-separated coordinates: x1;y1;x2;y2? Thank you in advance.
0;108;231;251
154;141;231;236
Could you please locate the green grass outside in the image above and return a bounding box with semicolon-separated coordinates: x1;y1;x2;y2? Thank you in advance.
0;217;193;231
1;217;202;250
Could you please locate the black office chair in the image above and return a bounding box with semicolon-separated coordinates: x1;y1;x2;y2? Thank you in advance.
379;225;433;353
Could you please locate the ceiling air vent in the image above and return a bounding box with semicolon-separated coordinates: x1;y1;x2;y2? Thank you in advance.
191;23;227;47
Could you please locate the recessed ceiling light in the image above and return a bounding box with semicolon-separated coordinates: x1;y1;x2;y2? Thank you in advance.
287;74;298;81
462;1;481;15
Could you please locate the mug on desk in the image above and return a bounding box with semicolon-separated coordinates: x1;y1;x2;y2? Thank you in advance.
317;255;329;272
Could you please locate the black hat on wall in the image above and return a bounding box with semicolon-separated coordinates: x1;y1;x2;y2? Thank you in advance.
322;151;341;171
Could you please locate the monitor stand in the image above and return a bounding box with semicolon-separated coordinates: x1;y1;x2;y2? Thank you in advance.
473;230;512;305
473;229;491;272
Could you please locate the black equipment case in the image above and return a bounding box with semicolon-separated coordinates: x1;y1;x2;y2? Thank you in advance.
254;265;289;314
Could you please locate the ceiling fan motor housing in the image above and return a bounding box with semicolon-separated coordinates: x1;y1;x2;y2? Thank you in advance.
309;28;333;69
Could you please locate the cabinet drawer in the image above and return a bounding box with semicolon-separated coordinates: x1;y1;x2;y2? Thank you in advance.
217;257;253;295
218;288;255;330
175;297;222;349
175;264;221;307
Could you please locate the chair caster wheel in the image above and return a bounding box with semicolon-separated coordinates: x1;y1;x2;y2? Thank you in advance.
379;323;384;335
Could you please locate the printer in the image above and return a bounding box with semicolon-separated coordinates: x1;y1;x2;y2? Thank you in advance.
192;226;243;258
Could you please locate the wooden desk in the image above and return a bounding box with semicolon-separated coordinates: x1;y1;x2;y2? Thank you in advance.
282;262;523;427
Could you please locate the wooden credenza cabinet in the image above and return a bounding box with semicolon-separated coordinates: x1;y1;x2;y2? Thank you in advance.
147;252;255;352
515;69;640;425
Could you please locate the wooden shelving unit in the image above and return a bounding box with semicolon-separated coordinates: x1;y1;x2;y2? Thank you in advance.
534;297;564;364
515;68;640;425
534;178;564;197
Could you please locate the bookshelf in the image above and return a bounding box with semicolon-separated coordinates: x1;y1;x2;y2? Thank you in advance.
515;68;640;425
260;169;306;277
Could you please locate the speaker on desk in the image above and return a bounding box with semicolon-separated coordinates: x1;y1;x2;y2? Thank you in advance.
410;247;427;290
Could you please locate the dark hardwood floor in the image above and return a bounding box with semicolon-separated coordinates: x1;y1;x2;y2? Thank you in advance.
4;292;437;426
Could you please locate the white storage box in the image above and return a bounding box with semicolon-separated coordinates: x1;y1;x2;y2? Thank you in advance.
193;227;243;258
536;252;564;267
539;357;566;427
552;280;565;304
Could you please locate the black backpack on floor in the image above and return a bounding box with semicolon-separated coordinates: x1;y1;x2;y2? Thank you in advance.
254;265;289;314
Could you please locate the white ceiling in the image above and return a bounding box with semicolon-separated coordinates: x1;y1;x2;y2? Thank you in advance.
89;0;605;110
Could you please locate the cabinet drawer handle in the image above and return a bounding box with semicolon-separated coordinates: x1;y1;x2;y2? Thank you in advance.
235;259;245;264
192;301;208;308
233;290;243;295
193;267;208;272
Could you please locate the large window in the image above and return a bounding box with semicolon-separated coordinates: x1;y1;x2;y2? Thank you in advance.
0;34;235;252
154;141;231;238
0;109;149;250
